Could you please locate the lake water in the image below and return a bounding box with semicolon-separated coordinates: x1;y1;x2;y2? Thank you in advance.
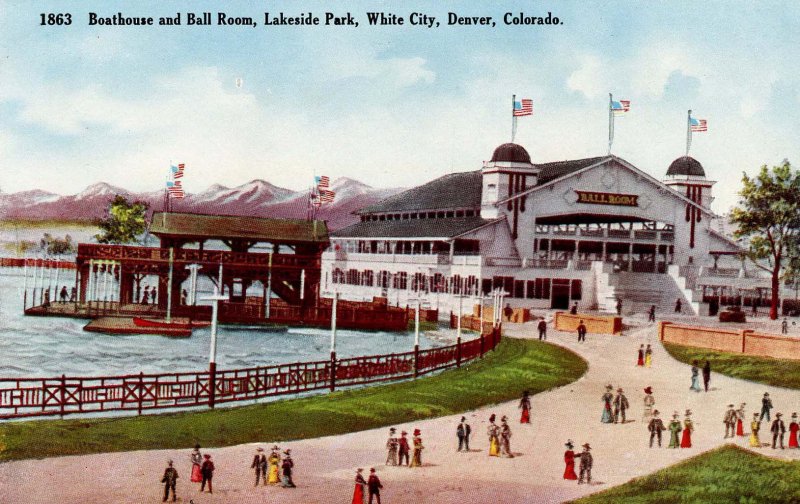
0;268;449;378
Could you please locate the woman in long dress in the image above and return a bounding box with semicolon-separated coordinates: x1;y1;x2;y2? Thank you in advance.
267;446;281;485
750;413;762;447
642;386;655;423
190;444;203;483
500;416;514;458
563;440;578;480
410;429;424;467
644;344;653;367
736;403;746;437
519;391;531;424
487;414;500;456
690;361;702;392
789;413;800;448
601;385;614;423
680;410;694;448
351;468;367;504
637;345;645;367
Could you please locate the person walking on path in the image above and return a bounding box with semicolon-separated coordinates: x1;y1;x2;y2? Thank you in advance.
563;440;578;480
200;454;214;494
736;403;747;437
504;303;513;322
267;446;281;485
500;416;514;458
161;460;179;503
577;320;587;342
487;414;500;456
680;410;694;448
398;431;410;466
613;388;629;424
637;345;645;367
59;285;68;303
750;413;762;447
601;385;614;423
675;298;682;313
648;410;666;447
782;318;789;335
576;443;593;484
537;318;547;340
519;390;532;424
789;413;799;448
702;360;711;392
668;412;683;448
724;404;738;438
690;360;702;392
642;386;655;423
281;449;296;488
644;344;653;367
456;418;471;452
410;428;424;467
648;305;656;322
189;444;203;484
616;298;622;316
772;413;786;449
761;392;774;422
251;447;267;486
352;468;367;504
386;428;399;464
367;468;383;504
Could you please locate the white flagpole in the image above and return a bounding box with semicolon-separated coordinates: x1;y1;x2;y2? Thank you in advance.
511;94;517;143
686;109;692;156
608;93;614;155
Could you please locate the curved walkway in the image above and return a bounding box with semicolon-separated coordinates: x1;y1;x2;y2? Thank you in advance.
2;315;799;504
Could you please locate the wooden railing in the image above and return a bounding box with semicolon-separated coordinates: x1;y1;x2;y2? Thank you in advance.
0;327;501;419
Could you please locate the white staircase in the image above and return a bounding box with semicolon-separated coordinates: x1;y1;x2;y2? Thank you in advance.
595;263;700;315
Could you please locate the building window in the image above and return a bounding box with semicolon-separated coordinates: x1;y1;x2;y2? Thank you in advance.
534;278;551;299
347;269;358;285
394;272;408;290
362;270;374;287
333;268;345;284
571;279;582;300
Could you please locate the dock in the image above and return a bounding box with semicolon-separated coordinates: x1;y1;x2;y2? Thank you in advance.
83;317;193;337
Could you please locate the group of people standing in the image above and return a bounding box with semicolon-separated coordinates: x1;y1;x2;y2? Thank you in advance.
689;360;712;392
563;440;594;484
647;409;694;448
600;385;630;424
487;413;514;457
738;394;800;449
636;345;653;367
384;427;423;467
251;445;295;488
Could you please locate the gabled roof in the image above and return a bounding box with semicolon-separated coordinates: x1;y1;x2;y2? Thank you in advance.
332;216;500;239
356;171;482;215
150;212;329;243
538;157;608;184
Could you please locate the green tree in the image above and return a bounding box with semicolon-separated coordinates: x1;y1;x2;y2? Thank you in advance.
95;195;149;244
730;161;800;319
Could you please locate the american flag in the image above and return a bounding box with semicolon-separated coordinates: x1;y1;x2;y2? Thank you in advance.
319;189;336;203
612;99;631;116
690;118;708;132
167;180;185;199
171;163;185;179
315;175;330;188
513;99;533;117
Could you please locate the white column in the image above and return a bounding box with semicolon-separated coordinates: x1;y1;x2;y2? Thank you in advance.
330;291;338;353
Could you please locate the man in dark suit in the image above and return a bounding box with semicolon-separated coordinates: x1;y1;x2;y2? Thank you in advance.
648;410;666;447
457;416;471;452
368;468;383;504
537;318;547;340
577;320;587;342
772;413;786;449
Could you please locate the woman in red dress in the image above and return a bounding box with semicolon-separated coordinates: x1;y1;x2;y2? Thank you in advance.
637;345;645;366
680;410;694;448
519;390;531;424
736;403;746;437
789;412;800;448
352;468;367;504
189;444;202;483
563;440;578;480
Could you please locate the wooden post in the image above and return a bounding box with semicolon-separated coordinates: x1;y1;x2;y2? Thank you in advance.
330;351;337;391
59;374;66;417
138;371;144;415
456;336;462;367
209;361;217;409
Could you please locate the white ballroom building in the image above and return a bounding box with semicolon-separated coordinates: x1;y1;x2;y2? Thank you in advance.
321;142;773;316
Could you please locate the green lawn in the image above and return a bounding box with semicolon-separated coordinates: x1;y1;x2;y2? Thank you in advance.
664;342;800;390
571;444;800;504
0;337;586;461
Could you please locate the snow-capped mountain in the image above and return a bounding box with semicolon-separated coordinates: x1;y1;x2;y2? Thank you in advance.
0;178;403;230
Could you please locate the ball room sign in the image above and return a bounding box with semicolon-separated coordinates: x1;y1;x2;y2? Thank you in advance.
575;190;639;207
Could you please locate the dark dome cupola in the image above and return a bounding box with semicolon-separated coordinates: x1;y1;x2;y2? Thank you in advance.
667;155;705;177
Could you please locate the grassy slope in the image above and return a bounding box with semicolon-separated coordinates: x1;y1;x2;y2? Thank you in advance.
572;444;800;504
0;338;586;462
664;342;800;390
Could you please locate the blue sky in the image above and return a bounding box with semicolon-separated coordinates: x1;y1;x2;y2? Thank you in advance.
1;0;799;213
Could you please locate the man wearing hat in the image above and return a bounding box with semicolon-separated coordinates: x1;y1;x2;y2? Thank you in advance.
398;431;410;466
367;468;383;504
761;392;774;421
537;317;547;340
161;459;179;502
386;428;399;465
648;410;666;447
500;416;514;458
251;447;267;486
281;449;296;487
771;413;786;449
613;387;629;424
575;443;593;484
456;417;471;452
724;404;738;438
577;320;587;342
200;453;215;493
